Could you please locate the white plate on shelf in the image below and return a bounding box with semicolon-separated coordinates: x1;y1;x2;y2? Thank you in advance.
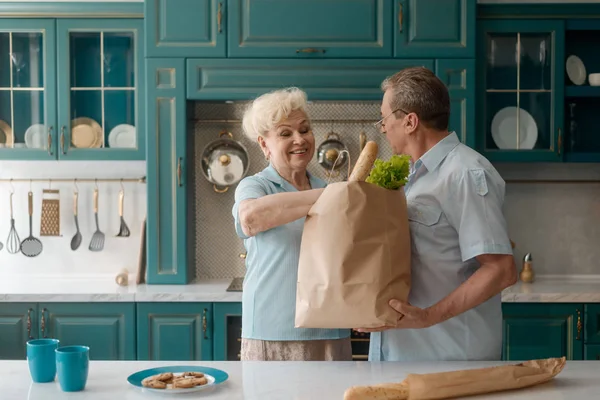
491;106;538;150
24;124;46;149
566;55;586;85
108;124;136;148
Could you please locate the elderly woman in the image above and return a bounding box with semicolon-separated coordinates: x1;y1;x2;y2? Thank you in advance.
232;87;352;361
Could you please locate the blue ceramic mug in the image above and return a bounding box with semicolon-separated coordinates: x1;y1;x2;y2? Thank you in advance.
55;346;90;392
26;338;60;383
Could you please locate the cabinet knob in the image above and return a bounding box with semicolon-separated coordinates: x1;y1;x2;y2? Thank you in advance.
40;308;48;338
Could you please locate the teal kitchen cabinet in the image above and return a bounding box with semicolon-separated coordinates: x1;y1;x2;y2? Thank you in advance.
39;303;136;360
227;0;393;58
213;302;242;361
585;345;600;360
0;19;57;160
585;304;600;344
0;303;37;360
187;59;435;101
502;303;583;361
476;20;565;162
145;58;190;285
395;0;476;59
137;303;213;361
56;19;145;160
0;303;135;360
144;0;225;58
0;18;145;161
435;58;475;147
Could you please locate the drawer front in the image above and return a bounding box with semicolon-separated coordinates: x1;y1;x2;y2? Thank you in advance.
227;0;392;58
187;59;434;101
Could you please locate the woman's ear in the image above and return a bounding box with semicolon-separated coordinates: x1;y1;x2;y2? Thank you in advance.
257;135;270;160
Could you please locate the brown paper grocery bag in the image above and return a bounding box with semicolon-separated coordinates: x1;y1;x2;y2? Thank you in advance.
295;180;411;329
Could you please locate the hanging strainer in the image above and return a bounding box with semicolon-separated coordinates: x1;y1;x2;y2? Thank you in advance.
20;191;43;257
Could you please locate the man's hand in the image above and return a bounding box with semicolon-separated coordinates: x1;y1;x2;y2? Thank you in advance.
354;299;437;333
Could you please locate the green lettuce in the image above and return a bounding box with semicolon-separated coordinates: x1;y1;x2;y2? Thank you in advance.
365;154;411;190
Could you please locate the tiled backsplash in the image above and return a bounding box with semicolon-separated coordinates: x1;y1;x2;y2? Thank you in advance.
0;161;146;278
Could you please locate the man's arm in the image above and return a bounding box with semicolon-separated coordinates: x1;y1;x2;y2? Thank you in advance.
426;253;516;326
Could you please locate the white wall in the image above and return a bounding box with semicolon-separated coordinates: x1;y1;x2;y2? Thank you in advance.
0;161;146;278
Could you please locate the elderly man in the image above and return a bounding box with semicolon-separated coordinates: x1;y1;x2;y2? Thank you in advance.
359;67;517;362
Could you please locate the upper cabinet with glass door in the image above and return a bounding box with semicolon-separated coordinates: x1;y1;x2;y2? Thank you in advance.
0;20;57;160
56;19;145;160
477;20;565;162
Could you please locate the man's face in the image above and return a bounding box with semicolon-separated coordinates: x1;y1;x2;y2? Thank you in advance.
380;90;407;155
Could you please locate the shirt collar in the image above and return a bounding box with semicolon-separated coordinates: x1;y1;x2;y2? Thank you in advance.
260;163;323;190
418;132;460;173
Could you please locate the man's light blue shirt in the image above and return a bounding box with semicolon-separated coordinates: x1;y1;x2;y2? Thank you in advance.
369;132;513;361
232;164;350;341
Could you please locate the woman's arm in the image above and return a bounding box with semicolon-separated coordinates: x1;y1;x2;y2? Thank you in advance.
238;188;324;237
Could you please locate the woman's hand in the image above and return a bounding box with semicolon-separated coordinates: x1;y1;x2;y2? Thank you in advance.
239;188;325;237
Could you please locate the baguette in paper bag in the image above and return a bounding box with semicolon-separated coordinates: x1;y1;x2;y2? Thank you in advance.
344;357;566;400
295;142;411;329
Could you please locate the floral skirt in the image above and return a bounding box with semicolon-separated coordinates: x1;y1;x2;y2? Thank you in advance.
240;337;353;361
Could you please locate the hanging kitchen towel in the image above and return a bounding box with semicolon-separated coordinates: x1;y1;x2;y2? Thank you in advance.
40;189;61;236
295;143;411;329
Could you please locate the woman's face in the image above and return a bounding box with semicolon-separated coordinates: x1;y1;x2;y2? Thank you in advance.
259;109;315;173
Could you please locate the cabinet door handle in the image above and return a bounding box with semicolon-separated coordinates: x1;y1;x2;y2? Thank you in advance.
60;126;66;155
576;309;582;340
398;3;404;33
557;128;562;156
295;48;326;54
202;308;208;339
40;308;48;338
217;2;223;33
27;308;34;340
47;126;53;156
177;157;183;187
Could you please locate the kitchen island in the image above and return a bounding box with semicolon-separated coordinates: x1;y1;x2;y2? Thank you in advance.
1;360;598;399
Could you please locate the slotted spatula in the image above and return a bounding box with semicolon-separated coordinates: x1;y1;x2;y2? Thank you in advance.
88;187;105;252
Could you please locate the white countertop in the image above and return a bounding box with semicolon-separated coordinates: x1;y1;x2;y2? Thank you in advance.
1;275;599;303
2;360;598;399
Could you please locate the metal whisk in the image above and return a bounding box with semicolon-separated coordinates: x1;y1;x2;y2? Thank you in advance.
6;192;20;254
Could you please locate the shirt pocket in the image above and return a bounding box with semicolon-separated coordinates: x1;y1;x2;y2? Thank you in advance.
407;202;443;254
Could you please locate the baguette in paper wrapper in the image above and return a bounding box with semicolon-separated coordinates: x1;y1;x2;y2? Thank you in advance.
295;142;411;329
343;357;566;400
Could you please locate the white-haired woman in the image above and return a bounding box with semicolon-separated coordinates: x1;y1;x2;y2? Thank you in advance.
232;87;352;361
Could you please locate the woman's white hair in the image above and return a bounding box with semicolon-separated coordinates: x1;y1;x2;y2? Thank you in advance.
242;87;309;141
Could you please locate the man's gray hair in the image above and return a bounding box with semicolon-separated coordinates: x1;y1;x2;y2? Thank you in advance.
381;67;450;131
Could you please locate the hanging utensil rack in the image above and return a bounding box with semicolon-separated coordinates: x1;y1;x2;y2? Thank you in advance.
0;177;146;184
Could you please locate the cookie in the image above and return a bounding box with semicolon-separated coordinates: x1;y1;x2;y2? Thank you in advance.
142;379;167;389
181;371;205;378
172;378;197;389
192;376;208;386
148;372;174;382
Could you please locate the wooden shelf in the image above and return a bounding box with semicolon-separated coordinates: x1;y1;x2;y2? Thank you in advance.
566;86;600;97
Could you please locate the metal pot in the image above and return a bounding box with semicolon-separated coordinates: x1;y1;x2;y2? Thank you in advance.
201;131;250;193
317;132;348;176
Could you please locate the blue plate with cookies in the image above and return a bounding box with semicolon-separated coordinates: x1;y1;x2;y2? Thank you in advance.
127;365;229;394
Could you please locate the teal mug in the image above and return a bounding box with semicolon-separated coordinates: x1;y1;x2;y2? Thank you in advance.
55;346;90;392
26;338;60;383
